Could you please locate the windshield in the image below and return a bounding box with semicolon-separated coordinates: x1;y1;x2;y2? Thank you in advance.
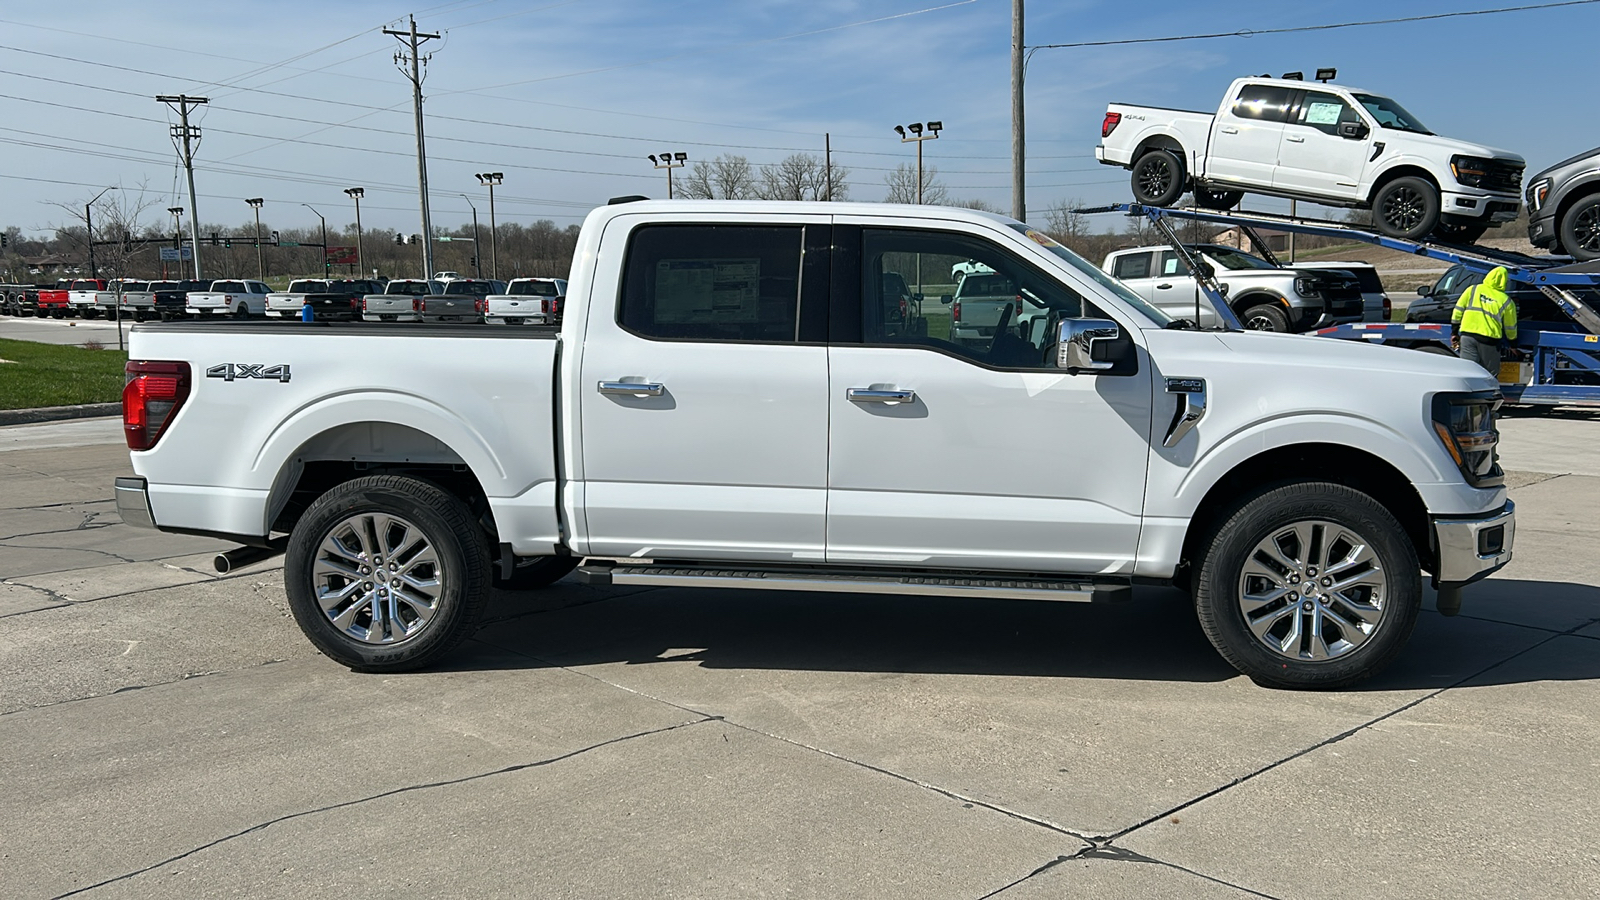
1006;224;1172;326
509;280;559;296
1353;93;1432;135
1200;246;1276;271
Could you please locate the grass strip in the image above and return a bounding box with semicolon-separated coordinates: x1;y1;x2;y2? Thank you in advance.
0;337;128;410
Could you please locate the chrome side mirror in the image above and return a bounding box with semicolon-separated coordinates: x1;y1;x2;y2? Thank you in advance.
1058;318;1120;372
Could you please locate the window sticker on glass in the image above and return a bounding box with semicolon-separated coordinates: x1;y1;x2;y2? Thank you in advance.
1305;102;1343;126
654;258;760;323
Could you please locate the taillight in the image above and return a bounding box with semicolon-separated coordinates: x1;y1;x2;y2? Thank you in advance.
123;360;191;451
350;297;360;309
952;298;961;322
413;297;423;312
1382;296;1392;321
362;297;369;311
1102;111;1122;138
475;297;485;314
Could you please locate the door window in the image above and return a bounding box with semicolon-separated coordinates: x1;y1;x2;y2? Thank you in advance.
1156;251;1192;277
619;224;805;342
861;228;1088;370
1294;91;1361;136
1230;85;1293;122
1112;251;1153;280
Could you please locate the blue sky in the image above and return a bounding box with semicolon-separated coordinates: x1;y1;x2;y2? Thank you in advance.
3;0;1598;238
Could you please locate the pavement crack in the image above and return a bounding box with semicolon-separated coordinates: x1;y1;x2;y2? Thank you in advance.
0;667;246;719
0;539;138;566
978;840;1285;899
50;716;715;899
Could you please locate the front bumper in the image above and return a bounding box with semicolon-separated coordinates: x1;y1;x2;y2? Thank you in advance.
1528;211;1558;249
114;476;155;529
1440;189;1521;223
1432;500;1514;586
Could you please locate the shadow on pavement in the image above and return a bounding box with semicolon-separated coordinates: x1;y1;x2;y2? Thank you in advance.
454;578;1600;689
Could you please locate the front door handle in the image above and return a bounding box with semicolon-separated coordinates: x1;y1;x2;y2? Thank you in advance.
598;380;664;397
1156;283;1173;290
847;388;916;404
1219;126;1239;134
1285;135;1306;143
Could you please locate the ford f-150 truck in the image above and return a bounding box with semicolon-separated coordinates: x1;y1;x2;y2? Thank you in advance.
485;277;566;325
293;279;386;322
67;279;109;318
419;278;502;323
362;279;440;322
114;200;1515;690
35;280;72;318
1103;243;1363;331
1526;145;1600;261
186;280;271;317
1097;75;1525;242
264;280;330;318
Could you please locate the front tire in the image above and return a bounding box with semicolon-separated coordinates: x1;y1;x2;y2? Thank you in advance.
1239;301;1290;332
1559;194;1600;262
1194;483;1421;689
1372;176;1441;241
1131;149;1186;207
285;475;491;672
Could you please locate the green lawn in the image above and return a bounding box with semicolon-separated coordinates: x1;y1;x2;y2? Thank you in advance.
0;338;128;410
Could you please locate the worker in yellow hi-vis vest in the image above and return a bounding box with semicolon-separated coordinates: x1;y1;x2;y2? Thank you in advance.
1451;266;1518;376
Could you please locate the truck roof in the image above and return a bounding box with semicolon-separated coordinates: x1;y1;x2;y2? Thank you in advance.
1228;75;1374;95
586;199;1024;229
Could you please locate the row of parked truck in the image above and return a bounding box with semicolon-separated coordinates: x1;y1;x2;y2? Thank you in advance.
0;276;567;326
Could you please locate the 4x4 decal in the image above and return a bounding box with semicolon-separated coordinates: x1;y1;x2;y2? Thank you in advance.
206;363;291;383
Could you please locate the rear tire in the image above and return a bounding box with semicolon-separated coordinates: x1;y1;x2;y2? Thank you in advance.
234;303;250;319
1194;482;1421;689
1239;301;1290;332
285;475;491;672
1558;194;1600;262
1372;176;1441;241
1131;149;1186;207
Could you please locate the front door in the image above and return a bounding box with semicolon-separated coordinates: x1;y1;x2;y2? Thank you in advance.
577;217;832;561
826;221;1154;575
1273;90;1372;201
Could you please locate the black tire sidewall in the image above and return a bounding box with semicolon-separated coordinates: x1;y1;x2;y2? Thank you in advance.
1239;302;1290;332
1132;149;1186;207
495;555;579;591
285;475;490;671
1373;176;1441;240
1559;195;1600;262
1194;482;1422;689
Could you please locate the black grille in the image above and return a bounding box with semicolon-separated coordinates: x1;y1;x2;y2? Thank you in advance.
1482;159;1524;193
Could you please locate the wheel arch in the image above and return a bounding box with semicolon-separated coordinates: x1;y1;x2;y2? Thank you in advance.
1553;179;1600;237
1366;164;1441;206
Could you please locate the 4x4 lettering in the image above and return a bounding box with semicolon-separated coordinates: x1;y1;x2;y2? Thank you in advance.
206;363;291;383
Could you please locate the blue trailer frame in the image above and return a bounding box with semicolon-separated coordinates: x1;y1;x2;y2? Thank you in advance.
1077;204;1600;407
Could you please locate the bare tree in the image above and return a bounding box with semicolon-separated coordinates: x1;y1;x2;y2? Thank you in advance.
682;154;758;200
1041;199;1090;241
883;163;948;205
754;153;847;201
50;182;162;279
949;198;1003;212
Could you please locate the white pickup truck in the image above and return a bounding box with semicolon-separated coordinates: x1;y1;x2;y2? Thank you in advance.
113;200;1515;689
1097;75;1525;242
264;279;330;318
485;277;566;325
185;279;271;318
1103;243;1364;332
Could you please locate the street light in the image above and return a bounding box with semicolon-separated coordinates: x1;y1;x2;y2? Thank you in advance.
343;187;365;278
245;198;265;280
460;193;482;278
85;186;117;279
894;121;942;204
475;172;502;280
648;152;688;200
167;206;185;280
301;203;328;278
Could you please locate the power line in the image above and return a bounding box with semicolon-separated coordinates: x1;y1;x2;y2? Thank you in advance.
1028;0;1600;50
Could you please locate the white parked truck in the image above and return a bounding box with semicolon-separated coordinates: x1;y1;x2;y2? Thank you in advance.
485;277;566;325
1096;75;1525;242
264;280;330;318
1102;243;1364;332
362;279;440;322
185;279;271;318
114;200;1514;689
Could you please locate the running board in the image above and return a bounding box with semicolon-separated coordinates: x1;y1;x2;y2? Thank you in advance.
576;562;1130;603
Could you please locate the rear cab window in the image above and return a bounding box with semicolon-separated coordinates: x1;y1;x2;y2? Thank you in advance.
1229;84;1293;123
1112;252;1153;280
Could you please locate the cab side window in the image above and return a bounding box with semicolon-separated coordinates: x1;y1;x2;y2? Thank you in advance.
862;228;1086;370
618;224;804;342
1295;91;1361;136
1231;85;1293;122
1157;251;1191;277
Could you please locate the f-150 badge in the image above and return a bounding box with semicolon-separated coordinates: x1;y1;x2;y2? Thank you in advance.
206;363;291;382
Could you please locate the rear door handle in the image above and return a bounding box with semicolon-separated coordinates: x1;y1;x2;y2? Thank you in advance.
1156;283;1173;290
1285;135;1306;143
847;388;916;404
597;381;664;397
1220;126;1239;135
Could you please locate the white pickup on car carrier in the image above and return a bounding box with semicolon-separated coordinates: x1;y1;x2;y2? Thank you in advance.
114;200;1515;689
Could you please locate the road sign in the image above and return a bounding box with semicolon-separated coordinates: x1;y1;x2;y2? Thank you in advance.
326;247;358;265
159;248;194;261
278;240;300;247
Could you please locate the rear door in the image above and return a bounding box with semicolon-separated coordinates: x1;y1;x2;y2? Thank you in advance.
1206;84;1292;187
576;214;833;561
1273;89;1372;201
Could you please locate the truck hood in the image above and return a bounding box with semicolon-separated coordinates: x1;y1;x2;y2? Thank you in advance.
1145;328;1496;393
1386;130;1523;165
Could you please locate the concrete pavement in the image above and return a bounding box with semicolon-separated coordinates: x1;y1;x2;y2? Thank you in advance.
1;417;1596;899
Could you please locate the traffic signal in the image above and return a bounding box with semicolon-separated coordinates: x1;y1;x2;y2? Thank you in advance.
1;233;7;248
224;238;232;248
469;256;477;267
395;232;404;245
411;234;422;245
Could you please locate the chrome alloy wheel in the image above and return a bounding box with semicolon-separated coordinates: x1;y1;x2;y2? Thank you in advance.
312;512;442;645
1237;520;1387;662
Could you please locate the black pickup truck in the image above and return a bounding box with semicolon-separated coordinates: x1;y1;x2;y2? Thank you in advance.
300;279;386;322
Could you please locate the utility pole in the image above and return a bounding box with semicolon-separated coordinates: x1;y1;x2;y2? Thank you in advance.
825;133;832;201
246;198;265;279
156;94;208;281
1011;0;1026;221
385;16;440;279
476;173;502;279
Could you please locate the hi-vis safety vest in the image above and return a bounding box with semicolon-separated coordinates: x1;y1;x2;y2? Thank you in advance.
1452;267;1518;341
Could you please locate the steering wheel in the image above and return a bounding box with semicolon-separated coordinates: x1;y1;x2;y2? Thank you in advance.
986;300;1015;358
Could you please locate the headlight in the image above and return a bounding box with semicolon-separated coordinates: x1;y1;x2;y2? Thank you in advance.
1529;178;1552;210
1294;276;1318;297
1450;155;1492;187
1431;391;1503;487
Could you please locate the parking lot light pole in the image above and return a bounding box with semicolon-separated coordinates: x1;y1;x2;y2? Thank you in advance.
302;203;329;278
460;193;482;278
85;186;117;279
648;152;687;199
344;188;366;278
475;172;502;280
167;207;184;280
894;122;942;204
245;198;265;279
